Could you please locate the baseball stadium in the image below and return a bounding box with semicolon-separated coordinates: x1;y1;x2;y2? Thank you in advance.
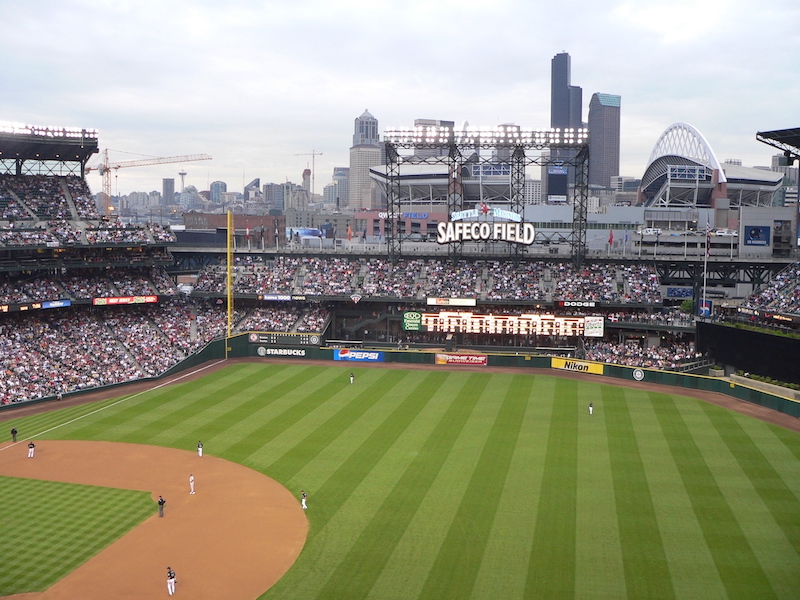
0;122;799;599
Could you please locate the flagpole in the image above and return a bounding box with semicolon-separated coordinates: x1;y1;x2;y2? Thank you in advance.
702;220;709;318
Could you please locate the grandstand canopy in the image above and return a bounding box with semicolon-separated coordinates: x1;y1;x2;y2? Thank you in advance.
0;122;99;175
756;127;800;162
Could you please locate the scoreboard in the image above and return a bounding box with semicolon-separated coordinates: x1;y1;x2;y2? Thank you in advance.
404;311;604;337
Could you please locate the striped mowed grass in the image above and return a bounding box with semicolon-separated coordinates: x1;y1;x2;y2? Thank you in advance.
2;362;799;599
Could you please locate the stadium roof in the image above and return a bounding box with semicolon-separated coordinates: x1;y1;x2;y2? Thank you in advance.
640;123;783;207
756;127;800;161
0;122;99;164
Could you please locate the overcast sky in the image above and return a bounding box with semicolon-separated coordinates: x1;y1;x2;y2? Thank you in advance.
2;0;798;196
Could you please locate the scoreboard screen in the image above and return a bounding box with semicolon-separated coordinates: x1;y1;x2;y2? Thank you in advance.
414;311;587;336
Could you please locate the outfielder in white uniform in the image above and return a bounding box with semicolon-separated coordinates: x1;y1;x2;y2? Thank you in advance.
197;441;203;457
189;474;195;494
301;490;307;510
166;567;176;595
588;402;593;415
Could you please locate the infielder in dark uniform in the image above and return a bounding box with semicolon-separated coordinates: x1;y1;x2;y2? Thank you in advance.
166;566;177;595
10;427;17;443
158;495;166;517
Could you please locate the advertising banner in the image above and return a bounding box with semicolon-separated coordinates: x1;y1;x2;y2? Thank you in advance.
426;298;478;307
583;316;604;338
334;349;385;362
743;226;770;246
402;311;423;331
435;353;488;366
256;347;307;357
551;357;604;375
93;295;158;306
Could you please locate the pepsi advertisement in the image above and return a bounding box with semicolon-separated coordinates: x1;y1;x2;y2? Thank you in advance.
333;349;385;362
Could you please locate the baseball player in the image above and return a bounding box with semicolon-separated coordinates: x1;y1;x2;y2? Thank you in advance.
197;441;203;457
588;402;593;416
189;474;195;494
10;427;17;443
166;566;177;595
27;441;35;458
158;496;166;517
349;372;354;384
301;490;307;510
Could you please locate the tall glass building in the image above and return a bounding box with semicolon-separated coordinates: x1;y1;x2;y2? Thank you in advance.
588;93;621;188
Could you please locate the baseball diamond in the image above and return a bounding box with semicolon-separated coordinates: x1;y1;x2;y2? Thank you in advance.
1;359;798;600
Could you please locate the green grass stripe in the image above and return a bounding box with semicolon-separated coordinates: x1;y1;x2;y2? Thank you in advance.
97;364;291;444
211;365;346;464
629;390;725;600
309;373;490;600
525;376;579;599
303;370;448;519
264;370;454;599
48;363;265;440
699;403;800;555
651;392;779;600
265;369;410;481
604;386;676;600
691;404;800;598
0;476;153;595
574;382;628;600
418;375;531;599
469;375;556;599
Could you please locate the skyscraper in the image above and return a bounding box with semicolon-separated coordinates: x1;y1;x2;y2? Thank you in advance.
349;109;383;209
353;109;380;146
550;52;583;130
548;52;583;199
588;93;621;188
210;181;227;204
162;178;175;207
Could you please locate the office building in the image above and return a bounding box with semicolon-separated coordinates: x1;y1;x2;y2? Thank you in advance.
210;181;227;204
588;93;621;188
162;178;175;207
349;109;383;209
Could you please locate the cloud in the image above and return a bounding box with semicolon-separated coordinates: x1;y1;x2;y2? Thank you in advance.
1;0;797;194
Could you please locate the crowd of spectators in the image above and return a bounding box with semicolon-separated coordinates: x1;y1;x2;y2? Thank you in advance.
0;174;71;220
361;259;424;298
0;267;179;304
301;257;356;296
0;298;331;404
743;261;800;315
585;340;704;370
64;175;100;220
0;175;175;248
191;257;664;303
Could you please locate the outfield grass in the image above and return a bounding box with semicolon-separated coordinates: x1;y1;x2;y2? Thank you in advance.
2;362;799;599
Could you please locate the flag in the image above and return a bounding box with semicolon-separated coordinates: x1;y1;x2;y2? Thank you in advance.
705;220;711;256
347;225;352;240
608;229;614;245
245;226;250;240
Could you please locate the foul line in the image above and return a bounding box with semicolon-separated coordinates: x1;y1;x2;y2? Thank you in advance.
1;359;228;452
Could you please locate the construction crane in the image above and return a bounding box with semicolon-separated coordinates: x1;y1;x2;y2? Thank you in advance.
294;150;323;200
86;149;212;215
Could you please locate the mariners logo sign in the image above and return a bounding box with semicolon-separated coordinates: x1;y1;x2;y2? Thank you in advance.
436;203;535;245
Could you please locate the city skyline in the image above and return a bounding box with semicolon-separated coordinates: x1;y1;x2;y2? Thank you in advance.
2;1;797;196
